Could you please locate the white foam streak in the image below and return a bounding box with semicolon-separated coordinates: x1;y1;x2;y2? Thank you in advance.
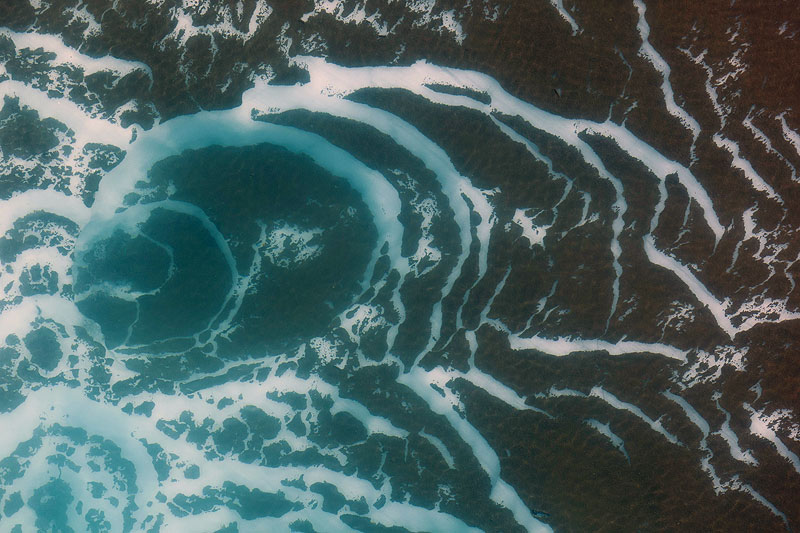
712;133;781;201
745;403;800;475
644;236;736;337
664;393;789;524
1;29;153;83
398;368;552;533
0;80;130;146
292;57;739;342
462;368;549;415
0;189;90;236
740;484;791;530
589;122;724;243
538;386;586;398
504;322;686;361
297;57;624;324
591;387;681;445
0;379;484;532
634;0;701;157
419;430;455;469
778;113;800;160
0;387;159;526
548;0;580;35
248;72;479;358
743;111;797;183
585;419;629;461
715;398;758;466
5;33;793;529
664;390;709;436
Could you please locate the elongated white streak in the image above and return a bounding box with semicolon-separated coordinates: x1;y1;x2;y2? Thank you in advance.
0;296;85;342
712;134;781;201
418;82;624;326
778;112;800;161
740;484;791;530
358;59;727;332
643;236;736;337
663;390;725;493
0;385;481;533
549;0;580;35
243;80;478;361
51;58;546;530
665;392;790;523
743;111;797;183
0;189;90;237
584;419;629;462
591;387;681;445
6;33;794;531
609;47;634;122
664;390;709;436
87;104;403;351
463;35;730;341
679;47;728;129
0;80;131;147
676;44;780;206
492;117;591;245
497;318;686;361
490;116;573;205
142;371;410;449
293;57;628;326
633;0;700;161
290;58;737;343
535;386;586;399
714;396;758;466
461;367;551;416
1;29;154;84
398;368;552;533
586;122;724;243
419;430;455;469
744;403;800;476
456;186;497;331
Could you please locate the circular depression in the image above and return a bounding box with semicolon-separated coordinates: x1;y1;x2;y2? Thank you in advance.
74;141;380;357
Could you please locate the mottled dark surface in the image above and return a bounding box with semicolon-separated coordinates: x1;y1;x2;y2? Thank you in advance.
1;0;799;531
